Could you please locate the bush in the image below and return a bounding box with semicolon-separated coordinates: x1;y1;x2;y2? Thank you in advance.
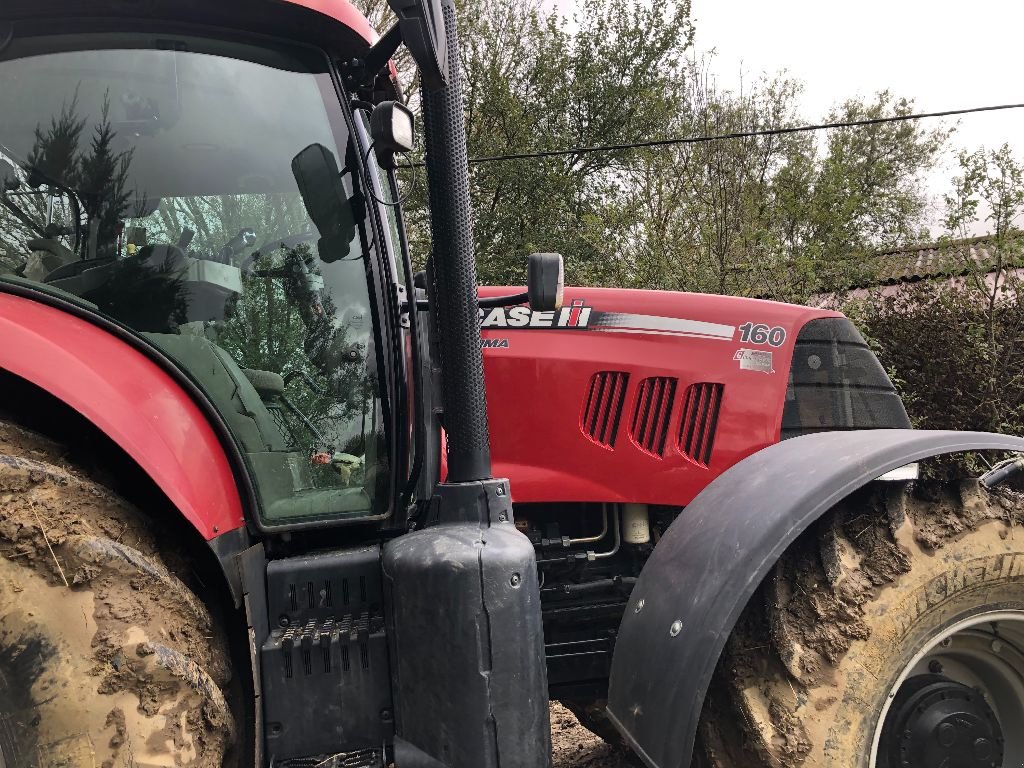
850;277;1024;476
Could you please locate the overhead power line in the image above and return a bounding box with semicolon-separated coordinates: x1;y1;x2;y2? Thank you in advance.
451;101;1024;165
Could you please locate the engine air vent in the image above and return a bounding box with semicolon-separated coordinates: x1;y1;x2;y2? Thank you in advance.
630;377;678;456
679;383;724;467
581;371;629;448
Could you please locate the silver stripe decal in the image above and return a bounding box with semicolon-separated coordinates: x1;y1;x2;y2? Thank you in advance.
593;328;735;340
592;312;735;340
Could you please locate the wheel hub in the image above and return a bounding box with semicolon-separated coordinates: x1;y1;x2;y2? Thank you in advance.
880;674;1003;768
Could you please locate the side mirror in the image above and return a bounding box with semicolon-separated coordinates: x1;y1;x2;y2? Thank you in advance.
386;0;449;90
370;102;416;170
527;252;564;312
291;144;356;263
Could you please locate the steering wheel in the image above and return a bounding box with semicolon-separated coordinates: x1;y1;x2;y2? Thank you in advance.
217;228;258;265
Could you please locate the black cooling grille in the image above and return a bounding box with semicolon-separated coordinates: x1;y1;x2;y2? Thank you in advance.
678;383;724;466
581;371;629;448
630;377;678;456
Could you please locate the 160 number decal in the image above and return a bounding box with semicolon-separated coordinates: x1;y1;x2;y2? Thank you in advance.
738;322;786;347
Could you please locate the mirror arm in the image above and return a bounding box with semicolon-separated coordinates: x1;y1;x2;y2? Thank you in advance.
354;22;403;88
406;292;529;312
479;292;529;309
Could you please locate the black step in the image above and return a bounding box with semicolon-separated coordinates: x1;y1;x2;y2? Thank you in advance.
261;546;393;761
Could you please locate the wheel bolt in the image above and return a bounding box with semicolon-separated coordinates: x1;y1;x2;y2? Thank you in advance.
937;722;957;747
973;737;993;760
928;659;943;674
991;639;1003;653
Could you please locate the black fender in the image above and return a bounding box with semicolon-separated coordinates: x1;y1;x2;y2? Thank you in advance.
606;429;1024;768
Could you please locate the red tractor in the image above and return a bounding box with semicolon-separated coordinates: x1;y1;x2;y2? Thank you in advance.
0;1;1023;767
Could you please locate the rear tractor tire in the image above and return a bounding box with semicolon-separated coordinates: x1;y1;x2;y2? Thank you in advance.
0;420;236;767
698;480;1024;768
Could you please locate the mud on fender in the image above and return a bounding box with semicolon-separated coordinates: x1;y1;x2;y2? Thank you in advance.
605;429;1024;768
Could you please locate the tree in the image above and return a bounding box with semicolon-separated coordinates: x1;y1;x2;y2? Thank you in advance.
851;145;1024;473
618;83;949;303
0;90;135;270
354;0;947;300
76;94;135;258
461;0;694;285
353;0;695;284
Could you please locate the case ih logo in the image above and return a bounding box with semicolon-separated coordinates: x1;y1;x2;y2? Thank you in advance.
480;299;593;329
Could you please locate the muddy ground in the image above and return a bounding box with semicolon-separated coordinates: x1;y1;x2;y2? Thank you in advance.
550;703;635;768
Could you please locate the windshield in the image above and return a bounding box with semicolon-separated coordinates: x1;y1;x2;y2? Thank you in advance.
0;34;389;526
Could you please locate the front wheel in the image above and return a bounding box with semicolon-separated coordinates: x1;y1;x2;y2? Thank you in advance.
0;420;236;767
698;480;1024;768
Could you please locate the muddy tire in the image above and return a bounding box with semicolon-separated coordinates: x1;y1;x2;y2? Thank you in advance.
559;697;625;747
0;421;235;767
556;699;644;767
697;480;1024;768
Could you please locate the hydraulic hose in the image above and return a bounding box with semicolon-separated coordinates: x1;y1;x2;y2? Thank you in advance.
419;0;492;484
980;457;1024;488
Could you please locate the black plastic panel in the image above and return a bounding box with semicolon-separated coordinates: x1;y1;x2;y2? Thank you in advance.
782;318;910;439
630;377;677;457
678;382;723;467
383;480;551;768
261;547;392;761
582;371;629;448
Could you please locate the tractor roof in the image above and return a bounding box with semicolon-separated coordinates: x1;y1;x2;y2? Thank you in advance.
269;0;378;45
1;0;378;50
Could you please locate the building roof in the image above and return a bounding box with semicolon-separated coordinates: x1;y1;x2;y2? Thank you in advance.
861;235;1024;287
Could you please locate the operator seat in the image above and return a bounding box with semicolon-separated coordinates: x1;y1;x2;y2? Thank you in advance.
242;368;285;400
143;332;292;454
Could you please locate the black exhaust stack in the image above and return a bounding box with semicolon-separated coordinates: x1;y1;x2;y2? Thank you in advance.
381;0;551;766
417;1;490;485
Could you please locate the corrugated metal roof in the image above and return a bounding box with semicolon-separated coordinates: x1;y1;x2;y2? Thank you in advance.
863;235;1022;287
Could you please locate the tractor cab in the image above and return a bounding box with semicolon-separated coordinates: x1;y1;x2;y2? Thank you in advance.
0;2;554;766
0;16;398;528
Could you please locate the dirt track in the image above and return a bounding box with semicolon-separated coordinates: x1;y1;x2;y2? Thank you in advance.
551;703;635;768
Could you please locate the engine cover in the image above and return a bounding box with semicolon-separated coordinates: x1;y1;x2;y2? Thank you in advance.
479;287;907;508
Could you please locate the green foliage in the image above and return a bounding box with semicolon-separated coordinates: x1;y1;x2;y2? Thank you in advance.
458;0;694;286
853;146;1024;473
1;90;135;267
618;86;948;303
76;95;135;258
26;92;84;189
355;0;949;298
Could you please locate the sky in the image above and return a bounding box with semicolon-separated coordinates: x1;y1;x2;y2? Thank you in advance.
688;0;1024;234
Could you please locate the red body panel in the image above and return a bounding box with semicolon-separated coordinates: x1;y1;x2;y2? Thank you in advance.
280;0;378;44
480;287;841;506
0;294;245;540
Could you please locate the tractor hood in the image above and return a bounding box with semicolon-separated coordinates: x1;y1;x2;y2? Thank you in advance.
479;286;903;507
